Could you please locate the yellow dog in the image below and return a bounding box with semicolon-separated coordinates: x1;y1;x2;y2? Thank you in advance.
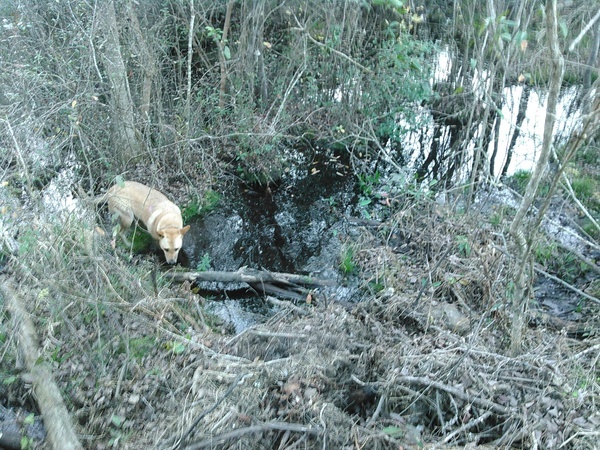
103;181;190;264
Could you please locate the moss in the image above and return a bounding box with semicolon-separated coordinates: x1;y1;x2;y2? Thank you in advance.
182;189;221;222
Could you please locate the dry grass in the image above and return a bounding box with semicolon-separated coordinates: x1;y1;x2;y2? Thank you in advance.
1;188;599;449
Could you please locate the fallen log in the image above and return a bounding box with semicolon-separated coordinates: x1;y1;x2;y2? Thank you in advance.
0;280;84;450
163;267;335;302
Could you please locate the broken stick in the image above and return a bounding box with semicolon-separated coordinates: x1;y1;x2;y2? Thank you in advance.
163;267;334;301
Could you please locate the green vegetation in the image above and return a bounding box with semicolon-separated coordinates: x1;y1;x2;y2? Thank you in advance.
166;341;186;355
368;280;386;295
507;169;532;195
456;235;471;257
533;241;556;266
339;245;357;275
570;175;595;203
183;190;221;222
196;253;212;272
127;228;155;253
489;205;514;227
108;414;131;447
0;1;598;448
534;238;590;284
128;337;156;359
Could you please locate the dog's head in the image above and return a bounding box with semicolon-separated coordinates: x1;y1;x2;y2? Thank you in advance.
157;225;191;264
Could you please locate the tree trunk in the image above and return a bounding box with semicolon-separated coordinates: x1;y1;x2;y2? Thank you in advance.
126;0;157;125
238;0;268;109
98;0;142;169
489;105;502;178
500;85;531;179
582;19;600;112
218;1;235;109
508;0;564;355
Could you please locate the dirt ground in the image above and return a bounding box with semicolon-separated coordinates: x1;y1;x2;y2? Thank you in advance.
1;186;599;450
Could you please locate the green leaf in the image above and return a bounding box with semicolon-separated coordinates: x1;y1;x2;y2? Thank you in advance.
172;342;185;354
559;20;568;38
3;375;17;385
223;45;231;60
111;414;126;428
115;175;125;187
23;413;35;425
515;30;528;44
409;60;422;71
382;426;404;438
372;0;403;8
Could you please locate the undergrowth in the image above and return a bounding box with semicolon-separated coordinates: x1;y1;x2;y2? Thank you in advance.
0;176;598;449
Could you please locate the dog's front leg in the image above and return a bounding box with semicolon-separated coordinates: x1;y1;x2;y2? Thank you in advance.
110;209;134;247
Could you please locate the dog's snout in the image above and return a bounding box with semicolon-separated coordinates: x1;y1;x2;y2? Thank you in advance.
164;254;178;264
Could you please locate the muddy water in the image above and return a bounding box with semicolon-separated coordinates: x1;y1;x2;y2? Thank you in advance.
182;146;361;331
186;147;357;274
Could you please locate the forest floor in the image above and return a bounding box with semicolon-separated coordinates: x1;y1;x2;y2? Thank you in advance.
1;177;599;450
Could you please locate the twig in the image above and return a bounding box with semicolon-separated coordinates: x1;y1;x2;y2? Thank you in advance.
319;404;328;450
558;157;600;234
250;281;306;301
247;329;308;339
534;265;600;305
290;14;372;74
181;421;320;450
366;392;386;427
564;343;600;363
492;243;600;304
568;8;600;52
442;410;493;443
559;430;600;449
218;1;234;108
396;376;512;416
412;245;453;307
184;0;195;136
176;372;252;448
265;296;309;315
1;118;34;197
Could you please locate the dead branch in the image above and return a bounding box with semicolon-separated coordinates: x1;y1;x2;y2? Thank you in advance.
396;376;513;417
165;267;333;286
535;265;600;305
181;421;320;450
164;267;334;301
176;372;252;448
0;281;83;450
265;296;308;315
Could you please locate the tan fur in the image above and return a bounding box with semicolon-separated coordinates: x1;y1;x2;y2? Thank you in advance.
104;181;190;264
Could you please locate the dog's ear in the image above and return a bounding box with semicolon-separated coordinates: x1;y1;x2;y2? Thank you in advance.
181;225;191;235
157;230;165;237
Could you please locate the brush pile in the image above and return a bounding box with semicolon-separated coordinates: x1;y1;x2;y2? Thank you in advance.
1;191;598;450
